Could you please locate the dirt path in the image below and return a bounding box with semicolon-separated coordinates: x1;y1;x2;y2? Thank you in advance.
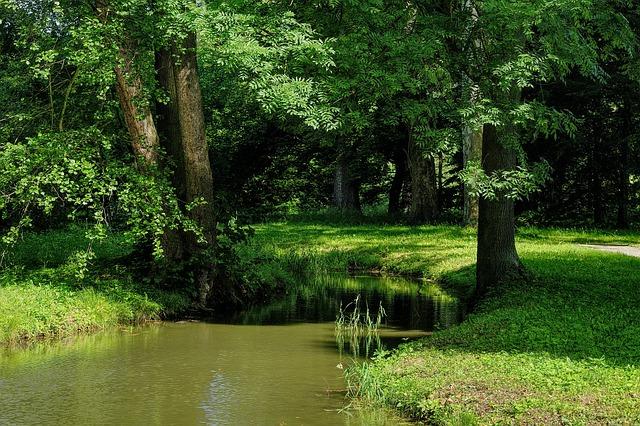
580;244;640;258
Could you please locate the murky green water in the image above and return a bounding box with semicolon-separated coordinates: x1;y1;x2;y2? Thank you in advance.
0;275;462;425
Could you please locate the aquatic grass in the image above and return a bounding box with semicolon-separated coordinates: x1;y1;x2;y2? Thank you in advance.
335;295;387;358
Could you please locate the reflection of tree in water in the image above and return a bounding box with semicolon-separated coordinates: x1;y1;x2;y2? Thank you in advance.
226;274;463;354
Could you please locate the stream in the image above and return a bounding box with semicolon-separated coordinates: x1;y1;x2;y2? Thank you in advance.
0;275;462;425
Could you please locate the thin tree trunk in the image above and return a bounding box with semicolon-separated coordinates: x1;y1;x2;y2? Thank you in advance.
463;126;482;226
591;132;605;227
476;123;522;299
437;152;444;207
333;155;361;213
388;140;408;215
462;0;482;226
407;128;438;223
617;97;632;229
617;140;630;229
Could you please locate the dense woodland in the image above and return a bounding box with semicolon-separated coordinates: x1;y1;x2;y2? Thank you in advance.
1;0;639;306
2;1;640;424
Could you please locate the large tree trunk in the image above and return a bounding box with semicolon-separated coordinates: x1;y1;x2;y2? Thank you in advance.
333;155;362;213
408;129;438;223
155;36;217;306
156;48;186;261
388;140;408;215
171;33;218;307
476;124;522;299
463;126;482;226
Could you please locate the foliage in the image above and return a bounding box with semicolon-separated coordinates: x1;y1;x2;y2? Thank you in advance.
0;128;200;259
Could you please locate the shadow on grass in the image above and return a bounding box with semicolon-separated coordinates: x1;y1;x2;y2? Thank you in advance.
430;251;640;367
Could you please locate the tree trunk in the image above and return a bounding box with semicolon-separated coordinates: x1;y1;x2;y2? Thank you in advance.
462;0;482;226
463;126;482;226
437;152;444;207
97;1;160;168
156;48;186;261
333;156;361;213
617;98;631;229
407;128;438;223
476;124;522;299
171;33;218;307
617;137;630;229
591;133;605;227
388;141;408;215
114;63;160;167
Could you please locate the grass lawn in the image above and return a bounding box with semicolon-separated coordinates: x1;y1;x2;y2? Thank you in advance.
0;229;189;345
253;221;640;424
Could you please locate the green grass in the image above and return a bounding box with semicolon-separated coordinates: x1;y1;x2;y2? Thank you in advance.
253;221;640;424
0;229;190;345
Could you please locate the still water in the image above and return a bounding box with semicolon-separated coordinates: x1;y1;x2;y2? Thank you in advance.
0;275;462;425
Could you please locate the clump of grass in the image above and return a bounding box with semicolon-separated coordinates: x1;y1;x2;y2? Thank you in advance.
335;295;386;358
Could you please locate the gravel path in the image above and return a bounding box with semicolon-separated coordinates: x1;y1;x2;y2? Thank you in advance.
580;244;640;258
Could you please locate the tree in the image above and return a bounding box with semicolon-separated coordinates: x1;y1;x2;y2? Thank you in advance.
462;0;638;297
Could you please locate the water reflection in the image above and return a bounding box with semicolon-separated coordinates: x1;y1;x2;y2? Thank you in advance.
225;274;462;331
0;274;461;425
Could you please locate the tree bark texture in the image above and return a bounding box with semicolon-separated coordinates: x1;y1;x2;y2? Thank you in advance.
476;123;522;298
156;48;186;261
171;33;218;307
333;156;362;212
408;129;438;223
114;63;160;167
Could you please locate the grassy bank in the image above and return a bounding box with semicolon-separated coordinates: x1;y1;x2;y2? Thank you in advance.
0;229;189;345
253;221;640;424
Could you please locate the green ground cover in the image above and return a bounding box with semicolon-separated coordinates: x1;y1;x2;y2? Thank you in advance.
253;221;640;424
0;229;189;345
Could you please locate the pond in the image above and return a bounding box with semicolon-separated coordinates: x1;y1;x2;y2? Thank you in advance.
0;275;463;425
